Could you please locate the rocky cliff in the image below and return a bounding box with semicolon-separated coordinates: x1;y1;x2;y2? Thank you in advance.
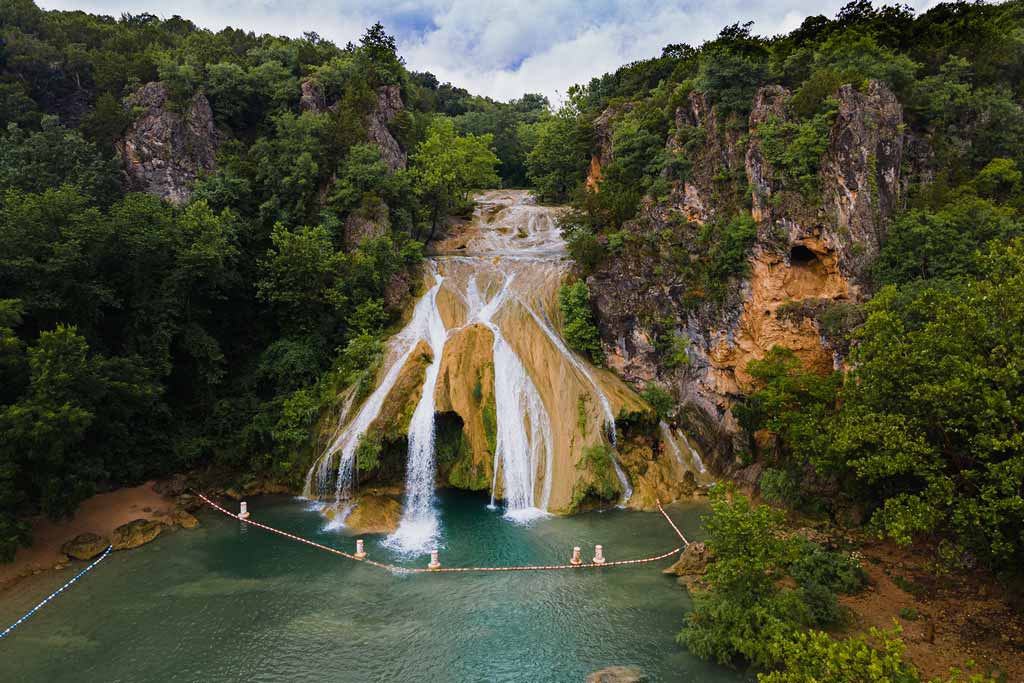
300;80;407;172
587;80;906;470
116;82;218;204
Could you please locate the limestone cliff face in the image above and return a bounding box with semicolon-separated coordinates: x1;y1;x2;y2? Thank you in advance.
300;79;407;172
368;85;407;172
587;80;905;469
116;82;218;204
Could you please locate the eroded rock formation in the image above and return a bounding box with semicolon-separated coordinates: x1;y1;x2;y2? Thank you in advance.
116;82;218;204
587;80;905;470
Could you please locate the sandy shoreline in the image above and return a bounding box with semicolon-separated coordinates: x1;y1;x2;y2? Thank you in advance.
0;482;173;593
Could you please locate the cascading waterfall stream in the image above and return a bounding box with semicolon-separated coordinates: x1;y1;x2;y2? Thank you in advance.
385;273;448;553
301;190;714;545
471;275;555;520
303;271;445;517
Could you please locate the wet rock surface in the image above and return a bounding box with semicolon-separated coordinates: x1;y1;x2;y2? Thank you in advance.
585;665;645;683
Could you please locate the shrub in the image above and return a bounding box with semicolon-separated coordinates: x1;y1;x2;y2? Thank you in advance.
558;281;605;364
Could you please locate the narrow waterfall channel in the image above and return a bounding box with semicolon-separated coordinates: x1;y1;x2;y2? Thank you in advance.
304;190;704;550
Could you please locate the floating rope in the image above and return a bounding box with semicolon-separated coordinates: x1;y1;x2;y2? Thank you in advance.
0;544;113;641
197;492;689;574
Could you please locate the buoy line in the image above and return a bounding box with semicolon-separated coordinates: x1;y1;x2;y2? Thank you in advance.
0;544;113;641
197;492;690;574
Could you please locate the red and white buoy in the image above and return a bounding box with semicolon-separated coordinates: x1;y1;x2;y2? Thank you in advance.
592;545;606;565
354;539;366;560
570;546;582;565
238;501;250;520
428;550;441;570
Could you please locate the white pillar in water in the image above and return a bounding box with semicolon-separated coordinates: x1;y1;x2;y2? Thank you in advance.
592;545;606;565
355;539;366;560
428;550;441;570
570;546;582;565
239;501;250;519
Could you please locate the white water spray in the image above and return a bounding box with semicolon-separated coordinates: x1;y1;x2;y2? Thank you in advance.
386;273;448;553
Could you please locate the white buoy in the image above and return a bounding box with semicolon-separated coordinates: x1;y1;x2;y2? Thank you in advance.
570;546;582;565
428;550;441;570
238;501;250;520
355;539;366;560
593;545;606;565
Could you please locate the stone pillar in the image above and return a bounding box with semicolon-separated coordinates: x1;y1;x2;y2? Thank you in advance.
355;539;366;560
239;501;250;520
593;545;606;565
428;550;441;570
571;546;582;565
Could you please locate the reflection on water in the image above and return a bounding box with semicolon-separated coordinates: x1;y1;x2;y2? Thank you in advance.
0;492;750;683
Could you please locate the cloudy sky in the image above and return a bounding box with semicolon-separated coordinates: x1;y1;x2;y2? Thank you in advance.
40;0;943;102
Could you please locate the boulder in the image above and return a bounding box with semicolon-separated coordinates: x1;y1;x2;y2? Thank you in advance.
153;474;188;497
112;519;165;550
61;533;110;561
172;510;200;529
663;541;712;577
585;666;644;683
344;495;401;534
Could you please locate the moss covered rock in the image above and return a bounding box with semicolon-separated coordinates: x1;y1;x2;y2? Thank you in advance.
112;519;165;550
61;532;109;561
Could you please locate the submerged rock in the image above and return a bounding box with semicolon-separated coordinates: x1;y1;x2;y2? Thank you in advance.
112;519;165;550
61;532;110;561
585;665;644;683
344;494;401;534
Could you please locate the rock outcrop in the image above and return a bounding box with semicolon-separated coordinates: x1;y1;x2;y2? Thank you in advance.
61;532;109;561
587;80;906;470
585;666;644;683
368;85;407;172
112;519;165;550
116;82;218;204
343;493;401;534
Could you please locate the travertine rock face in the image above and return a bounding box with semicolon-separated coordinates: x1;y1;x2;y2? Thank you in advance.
117;82;218;204
588;81;905;470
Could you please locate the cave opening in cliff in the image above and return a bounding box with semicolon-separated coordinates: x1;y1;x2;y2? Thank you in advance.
789;244;818;267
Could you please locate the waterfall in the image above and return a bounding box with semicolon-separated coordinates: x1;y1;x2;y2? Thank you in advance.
474;274;554;521
524;305;633;503
386;275;448;553
660;420;709;482
303;270;444;513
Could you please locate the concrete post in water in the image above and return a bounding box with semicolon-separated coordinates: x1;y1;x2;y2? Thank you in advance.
593;545;606;565
355;539;366;560
239;501;250;520
570;546;582;565
428;550;441;570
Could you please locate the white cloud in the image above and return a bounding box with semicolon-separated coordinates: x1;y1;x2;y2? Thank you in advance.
39;0;939;102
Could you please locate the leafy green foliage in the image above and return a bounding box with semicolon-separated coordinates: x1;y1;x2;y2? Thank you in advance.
558;281;605;364
641;385;674;421
759;99;838;196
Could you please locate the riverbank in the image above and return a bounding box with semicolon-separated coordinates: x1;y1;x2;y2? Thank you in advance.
0;482;177;594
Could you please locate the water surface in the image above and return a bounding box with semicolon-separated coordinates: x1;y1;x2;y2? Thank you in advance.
1;492;748;682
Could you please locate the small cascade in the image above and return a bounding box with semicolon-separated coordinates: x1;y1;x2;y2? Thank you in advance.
386;272;449;553
659;420;711;484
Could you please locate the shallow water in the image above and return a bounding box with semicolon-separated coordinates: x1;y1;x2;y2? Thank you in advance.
1;492;749;682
